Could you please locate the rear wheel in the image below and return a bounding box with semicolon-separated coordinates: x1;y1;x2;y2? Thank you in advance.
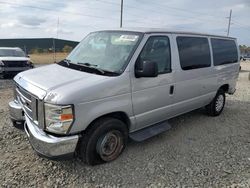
78;117;128;165
206;89;226;116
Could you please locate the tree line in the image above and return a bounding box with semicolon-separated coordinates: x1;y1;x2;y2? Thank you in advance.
29;45;73;54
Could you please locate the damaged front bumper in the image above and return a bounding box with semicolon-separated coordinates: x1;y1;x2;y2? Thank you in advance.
9;100;79;159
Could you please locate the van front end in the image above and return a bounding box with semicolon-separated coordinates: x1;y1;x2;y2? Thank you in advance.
9;79;79;159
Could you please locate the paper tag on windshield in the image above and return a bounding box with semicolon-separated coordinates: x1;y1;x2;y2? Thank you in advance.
117;35;139;42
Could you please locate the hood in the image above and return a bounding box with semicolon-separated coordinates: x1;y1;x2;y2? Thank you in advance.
15;64;130;104
0;57;30;61
16;64;109;92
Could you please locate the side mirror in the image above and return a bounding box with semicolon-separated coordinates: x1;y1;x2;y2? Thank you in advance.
135;60;158;78
26;55;30;58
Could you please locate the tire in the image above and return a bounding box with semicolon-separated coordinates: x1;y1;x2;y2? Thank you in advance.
206;89;226;116
3;73;10;79
11;119;25;130
78;117;128;165
1;74;6;79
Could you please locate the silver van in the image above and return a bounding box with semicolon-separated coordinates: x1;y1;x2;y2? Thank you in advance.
9;29;240;165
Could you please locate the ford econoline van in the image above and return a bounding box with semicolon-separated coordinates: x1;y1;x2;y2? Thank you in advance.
9;29;240;165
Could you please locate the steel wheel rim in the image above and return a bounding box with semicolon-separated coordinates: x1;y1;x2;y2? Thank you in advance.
215;94;224;112
96;130;124;162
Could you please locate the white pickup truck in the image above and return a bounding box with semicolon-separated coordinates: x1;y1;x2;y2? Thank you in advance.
0;47;33;78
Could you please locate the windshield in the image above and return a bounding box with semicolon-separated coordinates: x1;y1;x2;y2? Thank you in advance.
67;31;142;74
0;49;26;57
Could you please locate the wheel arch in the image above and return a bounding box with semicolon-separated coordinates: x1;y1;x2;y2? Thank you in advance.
84;111;131;133
219;84;229;93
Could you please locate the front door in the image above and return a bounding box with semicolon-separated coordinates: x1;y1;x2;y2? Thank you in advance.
131;34;175;130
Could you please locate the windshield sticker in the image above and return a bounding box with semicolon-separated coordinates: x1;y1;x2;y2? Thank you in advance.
116;35;139;42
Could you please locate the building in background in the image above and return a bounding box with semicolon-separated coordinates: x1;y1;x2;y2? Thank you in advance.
0;38;79;54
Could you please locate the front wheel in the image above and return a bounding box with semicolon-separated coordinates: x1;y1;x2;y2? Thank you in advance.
11;119;25;130
0;73;6;79
206;89;226;116
78;117;128;165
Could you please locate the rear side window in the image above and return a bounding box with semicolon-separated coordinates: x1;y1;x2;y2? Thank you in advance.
177;36;211;70
211;38;238;66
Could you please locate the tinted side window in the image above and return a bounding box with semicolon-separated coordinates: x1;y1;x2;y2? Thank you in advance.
138;36;171;73
177;36;211;70
211;38;238;66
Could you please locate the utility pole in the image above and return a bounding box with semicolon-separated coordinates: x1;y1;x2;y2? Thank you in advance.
227;9;232;37
56;17;59;39
53;17;59;63
23;45;27;55
53;38;56;62
120;0;123;28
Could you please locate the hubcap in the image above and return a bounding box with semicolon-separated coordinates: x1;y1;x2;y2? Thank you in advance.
96;130;124;162
215;94;224;112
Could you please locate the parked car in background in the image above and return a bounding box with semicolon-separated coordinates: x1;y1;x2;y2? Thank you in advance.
241;55;250;61
9;28;240;165
0;47;33;78
244;55;250;61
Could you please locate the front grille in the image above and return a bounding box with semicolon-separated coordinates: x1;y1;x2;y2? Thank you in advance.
3;61;28;67
16;85;38;125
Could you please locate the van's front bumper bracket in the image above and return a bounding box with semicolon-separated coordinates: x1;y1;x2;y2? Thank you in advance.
9;100;79;159
24;117;79;159
9;100;25;123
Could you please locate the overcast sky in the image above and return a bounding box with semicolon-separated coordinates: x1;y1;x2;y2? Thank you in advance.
0;0;249;45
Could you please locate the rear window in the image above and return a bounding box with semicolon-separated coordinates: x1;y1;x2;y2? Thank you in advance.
177;36;211;70
211;38;238;66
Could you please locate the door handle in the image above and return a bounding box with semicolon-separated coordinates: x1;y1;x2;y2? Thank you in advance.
170;85;174;95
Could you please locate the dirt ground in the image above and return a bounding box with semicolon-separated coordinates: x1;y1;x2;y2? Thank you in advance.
0;62;250;187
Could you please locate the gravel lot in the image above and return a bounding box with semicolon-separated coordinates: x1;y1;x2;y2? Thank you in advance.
0;63;250;188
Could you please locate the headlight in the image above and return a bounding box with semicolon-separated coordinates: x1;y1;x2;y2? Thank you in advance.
26;61;34;68
44;103;74;134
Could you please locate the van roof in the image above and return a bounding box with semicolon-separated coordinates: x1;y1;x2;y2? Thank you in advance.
96;28;236;40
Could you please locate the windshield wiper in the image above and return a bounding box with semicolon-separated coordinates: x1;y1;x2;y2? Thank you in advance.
77;62;106;75
62;59;71;66
58;59;71;66
74;62;120;76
